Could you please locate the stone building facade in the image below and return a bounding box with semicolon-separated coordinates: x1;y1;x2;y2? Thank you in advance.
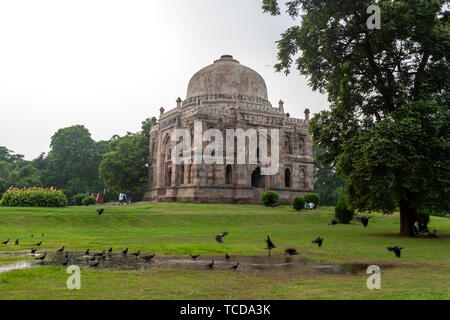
143;55;314;204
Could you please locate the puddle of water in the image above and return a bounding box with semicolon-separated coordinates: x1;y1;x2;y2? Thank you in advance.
0;261;36;274
0;251;391;275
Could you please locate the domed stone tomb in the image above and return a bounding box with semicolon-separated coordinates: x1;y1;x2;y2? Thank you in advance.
144;55;314;204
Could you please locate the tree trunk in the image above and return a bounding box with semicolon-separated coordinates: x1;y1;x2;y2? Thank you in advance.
399;199;416;237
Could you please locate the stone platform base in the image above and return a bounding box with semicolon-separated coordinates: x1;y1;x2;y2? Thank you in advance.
143;186;309;204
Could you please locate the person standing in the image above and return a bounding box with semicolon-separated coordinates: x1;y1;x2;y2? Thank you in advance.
126;190;131;205
119;193;124;205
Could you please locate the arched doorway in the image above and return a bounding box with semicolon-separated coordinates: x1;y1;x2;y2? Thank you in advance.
166;167;172;187
285;168;291;187
251;167;265;188
226;165;232;185
180;165;185;185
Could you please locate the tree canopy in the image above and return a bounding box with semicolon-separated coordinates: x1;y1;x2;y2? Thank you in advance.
263;0;450;236
98;118;152;194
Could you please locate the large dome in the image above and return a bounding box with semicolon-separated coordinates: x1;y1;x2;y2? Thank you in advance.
186;55;268;101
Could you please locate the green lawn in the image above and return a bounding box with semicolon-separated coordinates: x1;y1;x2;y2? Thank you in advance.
0;203;448;299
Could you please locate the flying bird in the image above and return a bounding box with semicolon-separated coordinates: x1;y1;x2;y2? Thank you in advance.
230;263;240;270
15;239;19;245
190;255;200;260
265;236;276;256
387;246;403;258
57;246;65;253
329;218;339;226
97;208;104;215
361;216;371;228
1;239;9;245
215;232;228;243
35;253;47;260
206;260;215;269
312;237;324;247
285;248;298;256
225;253;230;260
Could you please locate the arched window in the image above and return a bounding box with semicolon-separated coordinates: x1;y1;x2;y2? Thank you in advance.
180;165;185;185
299;136;305;154
251;167;265;188
299;167;306;188
285;135;292;154
188;164;192;184
285;168;291;188
226;165;232;185
166;167;172;187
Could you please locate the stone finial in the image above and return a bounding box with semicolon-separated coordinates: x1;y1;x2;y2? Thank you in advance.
176;97;182;108
286;113;290;118
304;108;310;121
279;100;284;112
151;117;157;125
160;107;165;116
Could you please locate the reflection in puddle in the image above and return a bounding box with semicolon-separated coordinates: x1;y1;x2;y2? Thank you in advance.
0;251;390;276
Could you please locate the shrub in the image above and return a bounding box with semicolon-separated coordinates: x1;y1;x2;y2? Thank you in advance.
82;196;97;206
0;186;68;207
293;196;305;211
261;190;280;207
335;198;354;224
71;193;85;206
304;193;320;207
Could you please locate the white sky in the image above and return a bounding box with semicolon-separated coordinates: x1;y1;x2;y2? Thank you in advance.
0;0;329;160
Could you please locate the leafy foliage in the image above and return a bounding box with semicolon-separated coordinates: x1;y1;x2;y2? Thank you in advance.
293;196;305;211
71;193;86;206
0;187;67;207
261;190;280;206
304;193;320;207
82;196;96;206
99;118;152;194
335;197;355;224
313;146;345;206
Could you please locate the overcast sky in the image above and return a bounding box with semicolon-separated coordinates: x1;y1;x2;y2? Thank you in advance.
0;0;329;160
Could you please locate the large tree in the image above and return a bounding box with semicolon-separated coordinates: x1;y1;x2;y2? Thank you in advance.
45;125;104;196
263;0;449;236
99;118;152;194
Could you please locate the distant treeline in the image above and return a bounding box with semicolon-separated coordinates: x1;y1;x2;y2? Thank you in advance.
0;118;153;205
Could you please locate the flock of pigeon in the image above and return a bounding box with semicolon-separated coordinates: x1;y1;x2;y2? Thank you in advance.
0;209;404;271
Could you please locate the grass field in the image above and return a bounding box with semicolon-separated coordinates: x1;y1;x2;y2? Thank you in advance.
0;203;449;300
